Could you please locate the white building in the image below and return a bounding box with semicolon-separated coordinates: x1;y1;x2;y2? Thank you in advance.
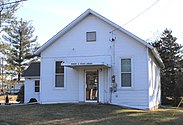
23;9;164;110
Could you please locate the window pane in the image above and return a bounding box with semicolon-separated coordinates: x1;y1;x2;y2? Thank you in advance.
86;32;96;41
121;59;131;72
35;87;39;92
35;80;40;86
56;61;64;73
35;80;40;92
55;75;64;87
121;73;131;87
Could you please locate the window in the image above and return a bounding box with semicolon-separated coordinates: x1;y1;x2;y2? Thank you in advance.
35;80;40;92
55;61;64;87
121;59;132;87
86;32;96;41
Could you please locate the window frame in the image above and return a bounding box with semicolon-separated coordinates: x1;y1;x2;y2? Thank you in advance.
54;61;65;88
86;31;96;42
120;58;133;88
35;80;40;92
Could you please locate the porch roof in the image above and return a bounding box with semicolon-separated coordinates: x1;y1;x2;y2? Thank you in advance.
61;62;111;68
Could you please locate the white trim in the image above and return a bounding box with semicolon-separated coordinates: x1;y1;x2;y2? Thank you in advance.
34;80;40;93
41;101;79;104
84;69;99;102
62;62;111;68
85;100;97;103
86;31;96;42
119;57;134;89
34;8;163;68
151;48;164;68
111;103;149;110
34;9;92;55
24;76;40;79
53;60;66;89
34;9;153;54
40;62;43;104
41;54;111;59
146;47;151;108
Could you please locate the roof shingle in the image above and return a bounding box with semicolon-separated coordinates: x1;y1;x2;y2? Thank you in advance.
22;62;40;77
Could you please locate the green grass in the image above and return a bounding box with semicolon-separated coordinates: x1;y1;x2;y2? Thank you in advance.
0;103;183;125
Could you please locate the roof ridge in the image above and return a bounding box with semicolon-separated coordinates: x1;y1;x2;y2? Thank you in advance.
33;9;164;68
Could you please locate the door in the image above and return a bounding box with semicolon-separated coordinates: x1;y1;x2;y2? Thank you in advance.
85;70;98;102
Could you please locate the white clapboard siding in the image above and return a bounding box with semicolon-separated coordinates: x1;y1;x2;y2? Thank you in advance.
24;79;40;103
148;50;161;109
24;10;161;110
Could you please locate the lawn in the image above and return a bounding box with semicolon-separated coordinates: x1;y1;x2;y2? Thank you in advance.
0;103;183;125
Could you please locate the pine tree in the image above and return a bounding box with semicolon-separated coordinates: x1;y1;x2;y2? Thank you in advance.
152;29;183;105
0;0;19;28
0;0;20;52
3;18;39;81
0;0;27;95
0;0;26;59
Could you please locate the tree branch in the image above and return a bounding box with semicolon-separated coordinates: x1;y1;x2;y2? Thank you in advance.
0;0;27;6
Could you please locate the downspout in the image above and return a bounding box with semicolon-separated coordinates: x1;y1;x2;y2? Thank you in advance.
109;32;117;103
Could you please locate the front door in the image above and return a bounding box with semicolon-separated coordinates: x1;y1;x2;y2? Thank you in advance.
85;70;98;102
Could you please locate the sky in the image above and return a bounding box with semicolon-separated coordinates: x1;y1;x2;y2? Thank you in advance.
15;0;183;45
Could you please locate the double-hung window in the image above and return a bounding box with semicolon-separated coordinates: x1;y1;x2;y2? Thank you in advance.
55;61;64;87
35;80;40;92
121;58;132;87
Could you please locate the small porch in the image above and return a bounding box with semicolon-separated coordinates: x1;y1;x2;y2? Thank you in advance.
62;62;111;103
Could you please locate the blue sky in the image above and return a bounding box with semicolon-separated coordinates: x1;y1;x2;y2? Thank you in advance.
15;0;183;45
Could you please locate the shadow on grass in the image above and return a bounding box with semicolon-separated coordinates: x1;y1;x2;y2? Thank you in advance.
0;103;183;125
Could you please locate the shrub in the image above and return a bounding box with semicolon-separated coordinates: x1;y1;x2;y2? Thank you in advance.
16;85;24;103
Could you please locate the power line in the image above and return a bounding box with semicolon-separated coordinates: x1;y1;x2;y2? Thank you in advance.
123;0;160;26
110;0;160;33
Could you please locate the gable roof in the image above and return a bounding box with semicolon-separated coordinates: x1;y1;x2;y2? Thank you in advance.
34;9;164;68
22;62;40;77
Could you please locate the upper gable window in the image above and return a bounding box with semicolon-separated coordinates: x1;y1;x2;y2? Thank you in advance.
86;32;96;42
